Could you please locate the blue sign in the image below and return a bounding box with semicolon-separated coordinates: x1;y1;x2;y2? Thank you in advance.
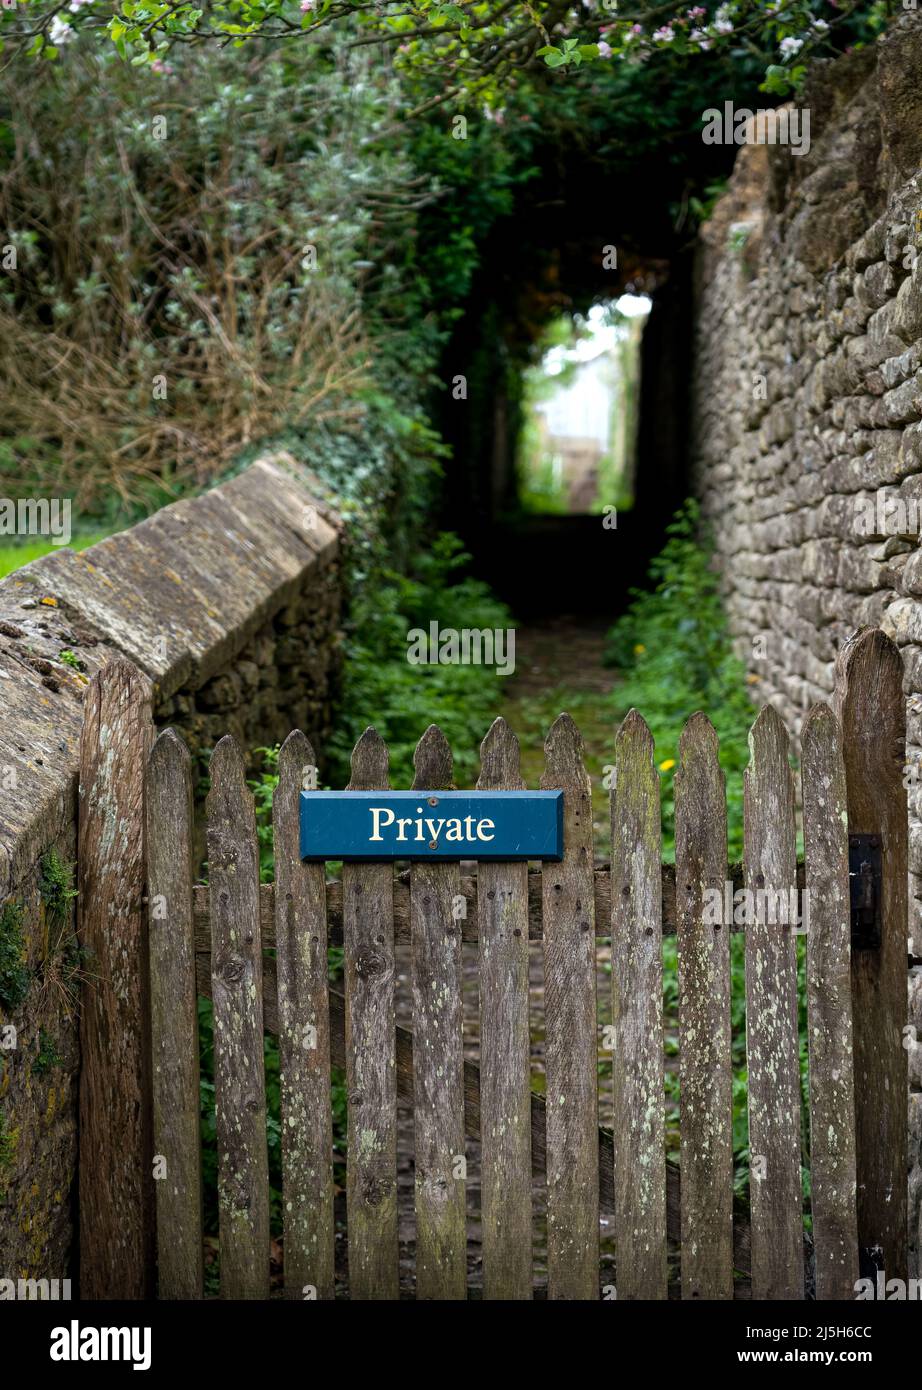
299;790;563;861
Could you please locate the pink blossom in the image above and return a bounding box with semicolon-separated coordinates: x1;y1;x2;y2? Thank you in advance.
597;39;612;57
653;25;675;42
687;5;707;17
300;0;314;11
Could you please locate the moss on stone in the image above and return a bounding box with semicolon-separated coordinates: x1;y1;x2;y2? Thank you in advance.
0;1107;19;1180
39;849;77;954
0;901;30;1010
32;1030;63;1077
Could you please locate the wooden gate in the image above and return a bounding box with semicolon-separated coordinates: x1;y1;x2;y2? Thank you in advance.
76;627;909;1300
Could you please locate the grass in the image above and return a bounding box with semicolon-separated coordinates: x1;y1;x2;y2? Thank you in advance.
0;532;110;580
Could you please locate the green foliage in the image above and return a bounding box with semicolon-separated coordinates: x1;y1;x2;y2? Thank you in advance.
606;499;755;858
330;532;516;789
40;845;78;934
0;901;30;1011
613;505;812;1209
0;2;888;107
0;39;447;516
0;1107;18;1178
32;1029;63;1076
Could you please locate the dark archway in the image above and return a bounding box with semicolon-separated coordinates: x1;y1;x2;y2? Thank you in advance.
426;109;730;615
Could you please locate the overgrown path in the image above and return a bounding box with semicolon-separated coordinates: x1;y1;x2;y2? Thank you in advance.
499;616;617;857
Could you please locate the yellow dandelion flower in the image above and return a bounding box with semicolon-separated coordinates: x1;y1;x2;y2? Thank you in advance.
659;759;676;772
633;643;646;655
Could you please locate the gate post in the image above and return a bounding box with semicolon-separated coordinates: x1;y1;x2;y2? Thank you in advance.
77;657;155;1298
835;627;909;1283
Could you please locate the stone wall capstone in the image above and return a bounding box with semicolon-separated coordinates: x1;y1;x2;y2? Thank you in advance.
0;453;342;1283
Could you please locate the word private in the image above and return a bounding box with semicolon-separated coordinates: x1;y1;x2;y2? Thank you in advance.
299;789;563;861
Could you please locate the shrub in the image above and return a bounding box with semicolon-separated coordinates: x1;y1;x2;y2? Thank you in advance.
0;43;427;518
606;498;756;859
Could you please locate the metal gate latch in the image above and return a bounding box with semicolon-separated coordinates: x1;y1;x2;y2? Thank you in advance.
848;834;882;950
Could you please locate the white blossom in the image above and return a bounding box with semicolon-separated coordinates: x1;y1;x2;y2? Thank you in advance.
49;16;75;43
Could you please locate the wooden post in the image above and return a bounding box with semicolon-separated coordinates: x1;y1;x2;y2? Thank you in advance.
743;705;803;1300
78;657;155;1299
835;627;909;1281
207;735;271;1299
610;710;667;1299
801;703;858;1300
477;717;533;1300
274;730;335;1301
146;728;204;1299
410;726;467;1300
541;713;599;1300
343;728;399;1299
674;712;733;1300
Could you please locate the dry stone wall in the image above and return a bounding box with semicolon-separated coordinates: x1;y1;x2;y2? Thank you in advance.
691;14;922;1276
0;453;342;1283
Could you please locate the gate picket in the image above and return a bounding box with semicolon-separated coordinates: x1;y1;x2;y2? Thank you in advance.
541;713;599;1300
274;731;335;1300
343;728;399;1299
207;735;270;1299
78;659;155;1299
610;710;667;1300
801;703;858;1300
146;729;203;1300
743;706;803;1300
410;726;467;1300
674;713;733;1300
834;628;909;1280
477;717;533;1300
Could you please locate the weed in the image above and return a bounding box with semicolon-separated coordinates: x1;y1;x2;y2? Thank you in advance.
0;901;30;1011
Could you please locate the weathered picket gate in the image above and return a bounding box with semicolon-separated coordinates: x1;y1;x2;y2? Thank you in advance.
76;627;909;1300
